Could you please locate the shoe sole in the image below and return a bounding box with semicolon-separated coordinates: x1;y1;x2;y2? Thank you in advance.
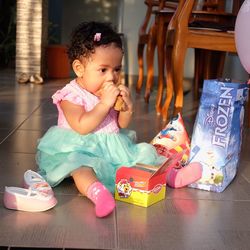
3;188;57;212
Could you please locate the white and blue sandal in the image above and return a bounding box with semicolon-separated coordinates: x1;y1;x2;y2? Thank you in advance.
23;170;53;196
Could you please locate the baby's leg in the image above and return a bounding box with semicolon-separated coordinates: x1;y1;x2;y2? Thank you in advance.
71;167;115;218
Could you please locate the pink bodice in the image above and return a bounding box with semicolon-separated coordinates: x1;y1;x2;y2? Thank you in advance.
52;80;119;133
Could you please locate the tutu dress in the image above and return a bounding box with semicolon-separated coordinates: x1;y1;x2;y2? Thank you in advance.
36;80;165;192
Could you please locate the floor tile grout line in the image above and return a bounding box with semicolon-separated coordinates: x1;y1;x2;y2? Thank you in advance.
114;206;119;250
167;197;250;202
0;101;48;145
242;175;250;184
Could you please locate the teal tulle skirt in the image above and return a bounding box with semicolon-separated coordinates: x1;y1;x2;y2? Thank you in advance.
36;126;165;192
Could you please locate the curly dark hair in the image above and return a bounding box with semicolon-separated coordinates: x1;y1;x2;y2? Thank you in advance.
67;21;123;64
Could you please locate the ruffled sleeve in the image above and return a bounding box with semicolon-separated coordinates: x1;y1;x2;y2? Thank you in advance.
52;83;85;106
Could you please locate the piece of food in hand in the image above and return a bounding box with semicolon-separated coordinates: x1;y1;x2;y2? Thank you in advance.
114;95;124;111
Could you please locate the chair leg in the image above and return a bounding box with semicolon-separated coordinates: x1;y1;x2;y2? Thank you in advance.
208;51;226;79
194;50;226;100
155;20;166;115
172;40;187;116
161;45;174;121
194;49;205;100
203;50;212;79
195;50;214;99
144;25;157;103
198;50;212;99
136;42;145;93
193;49;211;101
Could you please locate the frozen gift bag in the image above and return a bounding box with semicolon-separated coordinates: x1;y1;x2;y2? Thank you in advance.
189;79;248;192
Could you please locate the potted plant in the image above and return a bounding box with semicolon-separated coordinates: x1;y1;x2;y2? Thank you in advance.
0;0;16;68
46;21;70;78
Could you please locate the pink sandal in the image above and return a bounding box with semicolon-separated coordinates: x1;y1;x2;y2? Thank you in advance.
3;186;57;212
23;170;53;195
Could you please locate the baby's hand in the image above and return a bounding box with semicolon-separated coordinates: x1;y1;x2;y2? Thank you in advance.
118;85;133;112
100;83;120;108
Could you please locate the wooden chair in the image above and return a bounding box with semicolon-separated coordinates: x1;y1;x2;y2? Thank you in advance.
136;0;178;93
136;0;163;93
142;0;178;99
146;0;183;114
160;0;240;121
143;0;234;114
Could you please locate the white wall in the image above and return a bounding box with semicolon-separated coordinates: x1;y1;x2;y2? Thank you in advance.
122;0;146;76
61;0;119;44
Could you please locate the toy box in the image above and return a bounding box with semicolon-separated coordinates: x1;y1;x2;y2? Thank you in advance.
115;153;183;207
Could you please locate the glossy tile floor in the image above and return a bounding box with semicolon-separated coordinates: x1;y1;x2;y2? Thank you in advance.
1;69;250;250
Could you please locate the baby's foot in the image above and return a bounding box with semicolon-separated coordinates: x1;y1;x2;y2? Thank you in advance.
87;181;115;217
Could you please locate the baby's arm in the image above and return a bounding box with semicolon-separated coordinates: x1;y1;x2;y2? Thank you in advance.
117;85;133;128
60;83;119;134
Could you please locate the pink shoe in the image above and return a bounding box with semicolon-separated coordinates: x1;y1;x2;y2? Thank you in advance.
3;186;57;212
167;162;202;188
23;170;53;195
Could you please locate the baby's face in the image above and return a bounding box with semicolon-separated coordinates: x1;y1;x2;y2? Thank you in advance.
81;44;123;96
